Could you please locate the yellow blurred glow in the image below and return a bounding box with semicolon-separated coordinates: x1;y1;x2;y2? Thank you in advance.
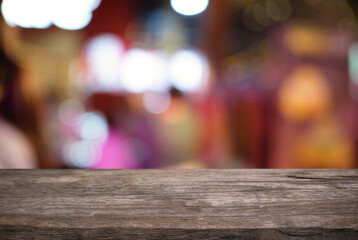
285;26;328;56
165;160;205;169
160;99;191;124
295;120;354;168
170;0;209;16
277;65;331;122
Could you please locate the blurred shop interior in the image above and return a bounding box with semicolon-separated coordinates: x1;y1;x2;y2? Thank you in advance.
0;0;358;169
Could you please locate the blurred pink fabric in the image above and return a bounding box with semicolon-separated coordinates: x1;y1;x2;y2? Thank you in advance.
89;129;138;169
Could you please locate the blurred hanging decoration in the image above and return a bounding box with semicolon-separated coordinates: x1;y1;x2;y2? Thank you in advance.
1;0;101;30
277;65;332;122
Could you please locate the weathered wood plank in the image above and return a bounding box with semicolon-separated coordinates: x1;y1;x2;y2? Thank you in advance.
0;170;357;239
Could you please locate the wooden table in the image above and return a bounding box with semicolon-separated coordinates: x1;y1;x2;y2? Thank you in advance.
0;170;357;239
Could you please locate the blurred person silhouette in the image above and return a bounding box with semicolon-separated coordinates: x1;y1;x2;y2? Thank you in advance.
0;15;56;168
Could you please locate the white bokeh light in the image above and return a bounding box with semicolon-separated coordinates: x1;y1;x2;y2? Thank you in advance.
76;112;108;141
53;12;92;31
1;0;51;28
64;140;101;168
170;0;209;16
1;0;100;30
52;0;100;30
168;50;209;93
120;49;168;93
85;34;125;91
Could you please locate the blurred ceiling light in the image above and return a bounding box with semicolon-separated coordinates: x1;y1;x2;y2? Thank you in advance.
349;42;358;85
76;112;108;141
120;49;167;93
170;0;209;16
58;98;85;127
143;91;171;114
1;0;100;30
84;34;125;91
168;50;209;93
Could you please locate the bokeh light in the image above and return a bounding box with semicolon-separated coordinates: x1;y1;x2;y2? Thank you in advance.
63;140;101;168
143;91;171;114
1;0;51;29
170;0;209;16
1;0;357;170
84;34;125;92
76;112;108;141
278;65;331;122
120;49;167;93
1;0;100;30
168;50;209;93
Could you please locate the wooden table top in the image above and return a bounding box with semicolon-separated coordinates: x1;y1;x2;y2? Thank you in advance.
0;169;357;239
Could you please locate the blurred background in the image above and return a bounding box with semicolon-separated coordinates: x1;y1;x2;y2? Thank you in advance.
0;0;357;169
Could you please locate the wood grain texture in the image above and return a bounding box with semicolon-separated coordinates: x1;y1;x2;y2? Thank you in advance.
0;169;357;239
